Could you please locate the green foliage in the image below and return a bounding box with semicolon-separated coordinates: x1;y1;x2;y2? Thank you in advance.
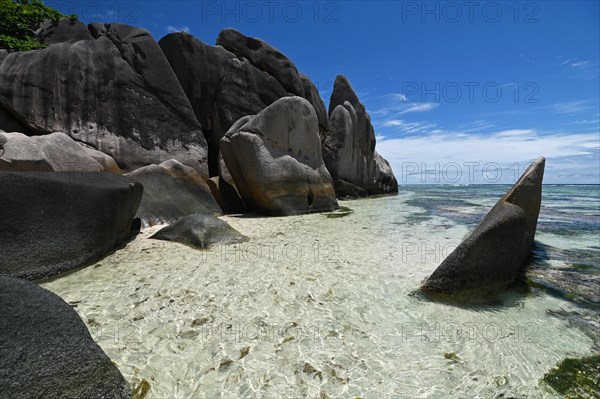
542;354;600;398
0;0;72;52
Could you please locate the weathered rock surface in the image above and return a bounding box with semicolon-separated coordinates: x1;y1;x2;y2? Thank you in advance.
220;97;338;216
324;75;398;197
207;176;246;214
159;30;329;177
0;18;208;176
0;276;131;398
126;159;221;227
151;214;247;249
421;157;546;295
0;171;142;280
0;131;119;173
216;28;304;97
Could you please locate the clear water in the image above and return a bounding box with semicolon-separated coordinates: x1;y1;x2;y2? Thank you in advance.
41;185;600;398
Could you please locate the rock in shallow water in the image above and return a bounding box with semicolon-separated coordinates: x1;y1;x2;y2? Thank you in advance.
421;157;545;295
126;159;221;227
151;214;247;249
0;276;131;398
220;96;338;216
0;171;142;280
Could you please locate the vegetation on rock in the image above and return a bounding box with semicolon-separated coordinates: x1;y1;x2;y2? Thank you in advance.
0;0;73;52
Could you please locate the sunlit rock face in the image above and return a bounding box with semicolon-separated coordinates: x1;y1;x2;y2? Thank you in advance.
0;19;208;176
323;75;398;197
422;157;546;295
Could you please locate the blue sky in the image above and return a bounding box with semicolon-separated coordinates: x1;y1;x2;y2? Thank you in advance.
49;0;599;184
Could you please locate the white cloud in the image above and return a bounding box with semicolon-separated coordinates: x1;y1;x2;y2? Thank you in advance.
376;129;599;184
380;119;437;134
571;60;591;67
166;25;191;33
547;100;592;114
398;102;439;114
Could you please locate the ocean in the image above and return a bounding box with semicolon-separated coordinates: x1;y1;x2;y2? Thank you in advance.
41;185;599;398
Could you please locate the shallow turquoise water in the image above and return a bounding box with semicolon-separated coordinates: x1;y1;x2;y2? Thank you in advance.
41;185;599;398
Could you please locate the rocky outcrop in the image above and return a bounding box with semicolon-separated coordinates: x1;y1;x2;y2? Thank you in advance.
126;159;221;227
0;171;142;280
323;75;398;197
220;97;338;216
159;30;329;178
0;276;131;398
0;19;208;176
215;29;330;132
151;214;247;249
0;131;119;173
421;157;546;295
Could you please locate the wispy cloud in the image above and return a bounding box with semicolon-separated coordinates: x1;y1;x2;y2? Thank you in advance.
398;103;439;114
571;60;591;67
557;58;599;80
379;119;437;134
546;100;593;114
166;25;191;34
376;129;599;184
367;92;439;119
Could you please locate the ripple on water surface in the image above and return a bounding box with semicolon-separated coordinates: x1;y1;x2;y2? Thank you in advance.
41;191;597;398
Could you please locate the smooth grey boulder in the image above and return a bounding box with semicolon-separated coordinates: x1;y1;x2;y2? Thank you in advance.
421;157;546;295
126;159;222;227
323;76;398;197
151;213;247;249
0;131;119;173
159;30;330;178
220;97;338;216
0;19;208;176
0;172;142;280
0;277;131;398
159;32;288;177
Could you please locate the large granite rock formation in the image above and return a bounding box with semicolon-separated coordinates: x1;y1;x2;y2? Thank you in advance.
421;157;546;295
324;75;398;197
0;172;142;280
158;30;328;177
0;277;131;398
220;97;338;216
0;19;208;176
215;29;330;132
0;131;119;173
126;159;222;227
151;214;247;249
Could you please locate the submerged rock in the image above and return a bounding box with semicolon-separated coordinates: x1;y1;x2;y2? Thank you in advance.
126;159;221;227
0;19;208;176
0;131;119;173
220;97;338;216
323;76;398;197
421;157;545;295
0;276;131;398
541;354;600;397
151;214;247;249
0;171;142;280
